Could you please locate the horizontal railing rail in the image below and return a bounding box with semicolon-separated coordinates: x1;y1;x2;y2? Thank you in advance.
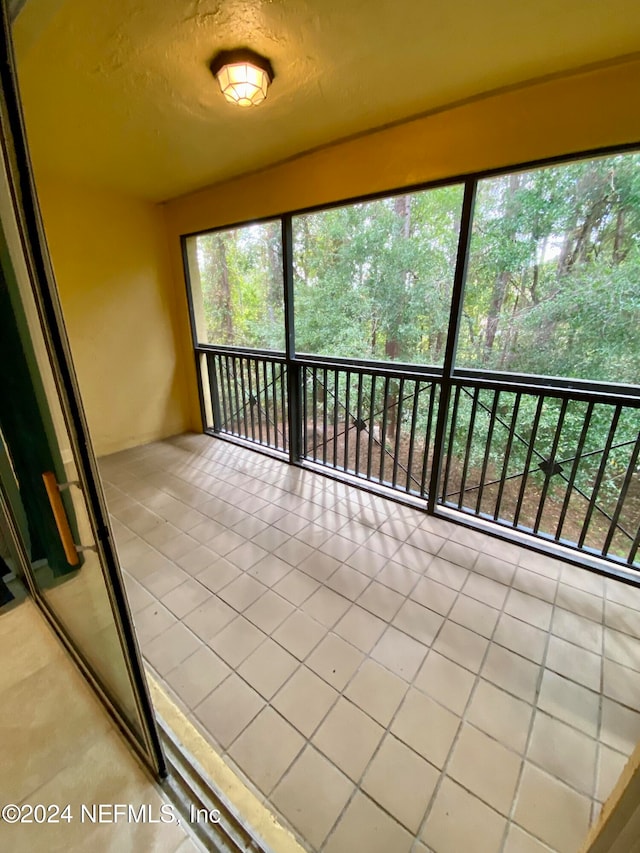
451;369;640;407
294;351;444;380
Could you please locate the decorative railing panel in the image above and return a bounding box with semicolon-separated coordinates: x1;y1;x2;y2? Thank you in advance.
300;363;440;498
203;350;288;454
440;384;640;567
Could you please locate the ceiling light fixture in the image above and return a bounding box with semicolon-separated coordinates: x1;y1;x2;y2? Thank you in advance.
210;49;274;108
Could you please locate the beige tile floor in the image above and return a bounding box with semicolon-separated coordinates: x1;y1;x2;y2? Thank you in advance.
0;598;200;853
100;433;640;853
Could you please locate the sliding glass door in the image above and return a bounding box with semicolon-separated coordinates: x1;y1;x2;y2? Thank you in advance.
0;5;164;775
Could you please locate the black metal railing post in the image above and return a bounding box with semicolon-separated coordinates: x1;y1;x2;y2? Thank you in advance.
428;178;477;514
207;353;223;432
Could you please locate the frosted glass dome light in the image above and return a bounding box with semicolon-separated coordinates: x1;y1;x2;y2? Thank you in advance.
210;49;274;107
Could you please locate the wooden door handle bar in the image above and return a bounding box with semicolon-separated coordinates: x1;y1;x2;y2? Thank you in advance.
42;471;81;566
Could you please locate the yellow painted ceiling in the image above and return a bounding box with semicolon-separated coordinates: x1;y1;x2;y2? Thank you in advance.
13;0;640;202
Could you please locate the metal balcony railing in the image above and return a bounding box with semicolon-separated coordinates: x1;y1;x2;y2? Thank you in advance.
197;345;640;574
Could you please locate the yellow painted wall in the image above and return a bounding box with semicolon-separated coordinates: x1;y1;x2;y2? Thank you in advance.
36;177;191;456
163;56;640;428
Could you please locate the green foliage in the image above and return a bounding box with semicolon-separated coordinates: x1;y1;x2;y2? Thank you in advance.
293;184;463;363
193;151;640;385
458;153;640;384
195;222;285;350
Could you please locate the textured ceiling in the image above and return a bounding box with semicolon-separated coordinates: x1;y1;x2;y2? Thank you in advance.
13;0;640;202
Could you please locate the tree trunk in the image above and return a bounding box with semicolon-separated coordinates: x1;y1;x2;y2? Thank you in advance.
485;270;509;358
530;236;547;305
484;174;520;362
371;318;378;355
266;230;282;324
558;197;610;276
498;292;521;370
216;235;233;343
394;195;411;239
613;209;626;264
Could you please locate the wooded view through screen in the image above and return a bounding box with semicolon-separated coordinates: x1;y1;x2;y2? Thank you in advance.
293;184;463;364
459;152;640;384
190;150;639;383
187;150;640;566
191;219;285;350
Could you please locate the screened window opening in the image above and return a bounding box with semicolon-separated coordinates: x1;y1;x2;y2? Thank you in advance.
456;152;640;385
185;220;285;351
293;184;464;366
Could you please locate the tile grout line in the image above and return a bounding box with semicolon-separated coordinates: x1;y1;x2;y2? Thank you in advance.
112;470;638;737
119;476;604;808
411;545;520;851
317;541;470;851
498;558;561;853
152;660;311;851
593;581;609;824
